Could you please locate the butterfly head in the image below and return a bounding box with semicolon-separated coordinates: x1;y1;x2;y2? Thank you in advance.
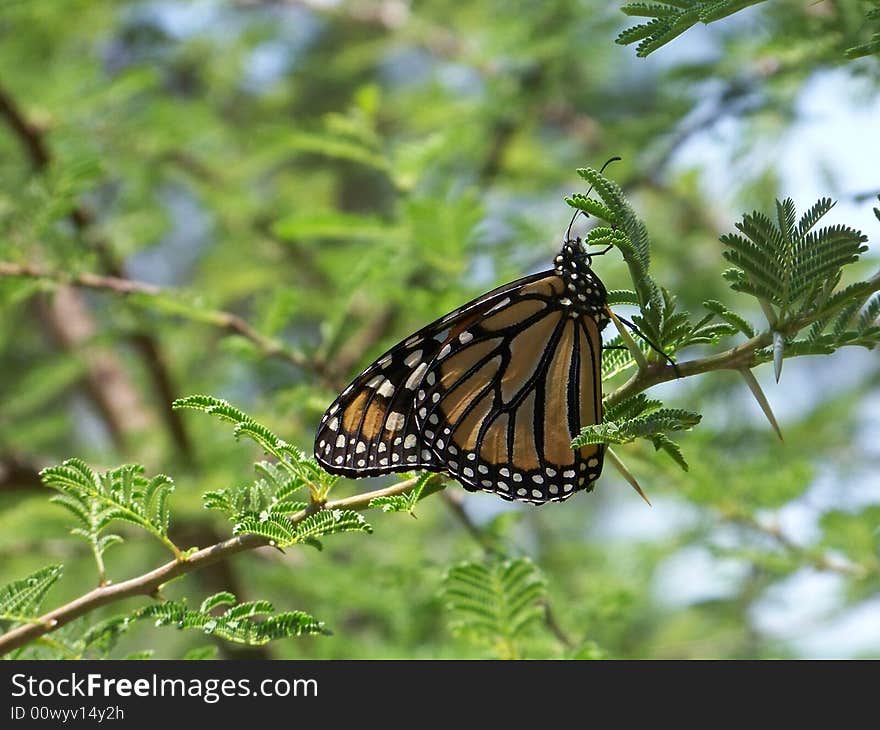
553;239;609;327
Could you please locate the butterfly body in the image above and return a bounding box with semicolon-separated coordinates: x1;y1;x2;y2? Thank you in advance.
314;241;608;505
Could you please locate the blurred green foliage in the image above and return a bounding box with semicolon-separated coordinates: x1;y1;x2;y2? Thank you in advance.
0;0;878;659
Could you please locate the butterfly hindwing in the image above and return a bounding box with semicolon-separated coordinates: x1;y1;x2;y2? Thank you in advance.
414;276;605;503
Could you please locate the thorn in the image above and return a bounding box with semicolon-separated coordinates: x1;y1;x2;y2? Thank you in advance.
607;308;648;372
772;330;784;382
738;367;783;441
606;447;651;506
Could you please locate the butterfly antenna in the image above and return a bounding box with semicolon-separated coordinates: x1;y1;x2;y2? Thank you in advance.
565;208;581;243
566;156;623;244
599;155;622;174
613;313;680;377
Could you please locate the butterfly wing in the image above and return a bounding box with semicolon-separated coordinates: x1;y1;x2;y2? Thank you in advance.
314;271;553;478
414;275;604;503
314;270;605;504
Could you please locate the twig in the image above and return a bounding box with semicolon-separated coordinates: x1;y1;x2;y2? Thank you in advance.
327;306;396;382
440;491;497;553
0;87;50;167
0;456;43;493
0;475;428;656
0;261;331;384
543;603;575;651
727;513;869;578
37;285;150;446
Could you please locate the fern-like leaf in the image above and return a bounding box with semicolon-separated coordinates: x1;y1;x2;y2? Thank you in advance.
0;565;63;623
617;0;768;57
443;557;546;659
41;460;180;558
573;408;700;470
721;198;869;326
136;593;327;645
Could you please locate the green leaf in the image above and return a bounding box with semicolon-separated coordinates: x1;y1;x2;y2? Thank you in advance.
176;395;337;507
295;509;373;546
443;557;547;659
617;0;768;57
368;472;435;515
721;198;868;323
42;460;179;559
233;514;297;547
136;593;327;646
573;408;701;447
703;300;756;337
0;565;63;623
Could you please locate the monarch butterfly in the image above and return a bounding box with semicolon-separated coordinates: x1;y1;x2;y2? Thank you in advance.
314;230;616;505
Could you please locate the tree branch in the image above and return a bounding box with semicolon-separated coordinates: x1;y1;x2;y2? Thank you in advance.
0;87;50;168
0;261;333;385
0;474;429;656
726;513;869;578
0;84;193;461
605;268;880;408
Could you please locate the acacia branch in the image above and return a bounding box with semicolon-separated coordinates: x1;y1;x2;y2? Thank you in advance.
605;268;880;407
0;475;429;656
0;261;333;385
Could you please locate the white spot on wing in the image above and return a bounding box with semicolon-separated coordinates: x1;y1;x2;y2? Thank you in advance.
405;362;428;389
459;331;474;344
386;412;406;431
377;379;395;398
487;297;511;313
404;350;423;367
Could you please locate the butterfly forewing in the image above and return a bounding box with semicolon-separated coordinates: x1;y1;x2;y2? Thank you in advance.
314;272;552;478
315;246;609;505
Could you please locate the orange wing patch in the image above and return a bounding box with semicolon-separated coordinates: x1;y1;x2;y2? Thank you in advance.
578;317;602;461
511;389;541;472
542;319;576;466
501;312;561;402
